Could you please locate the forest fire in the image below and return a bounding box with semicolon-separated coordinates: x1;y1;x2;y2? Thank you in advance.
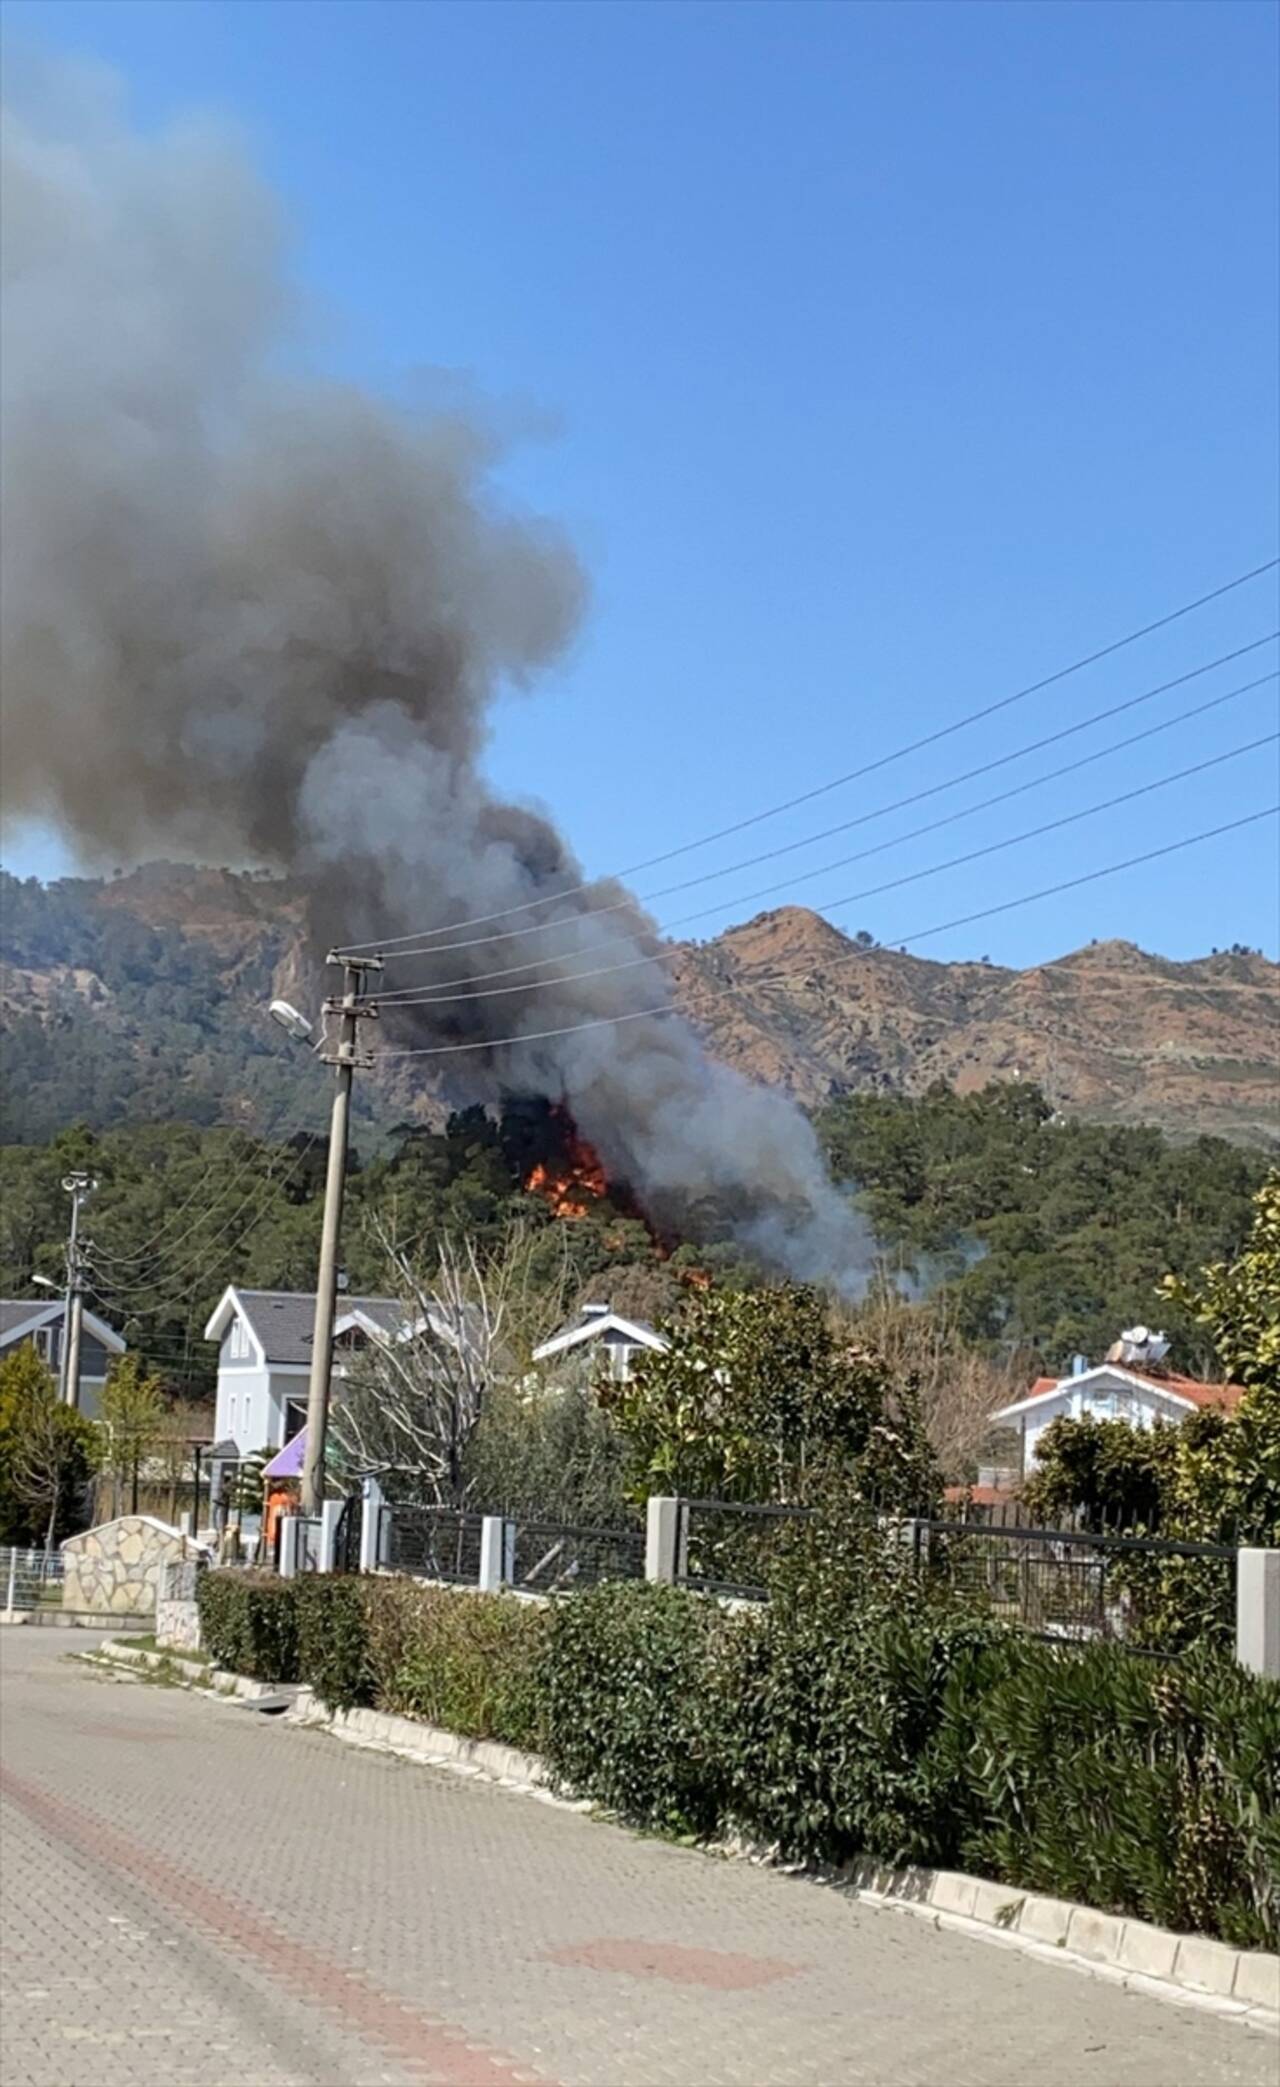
524;1107;610;1218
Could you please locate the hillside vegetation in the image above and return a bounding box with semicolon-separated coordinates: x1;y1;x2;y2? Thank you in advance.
3;867;1276;1148
0;1089;1264;1397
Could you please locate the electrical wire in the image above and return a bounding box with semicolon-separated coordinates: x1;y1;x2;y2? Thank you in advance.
90;1127;323;1308
336;558;1280;956
364;732;1277;1010
376;806;1278;1058
362;635;1279;974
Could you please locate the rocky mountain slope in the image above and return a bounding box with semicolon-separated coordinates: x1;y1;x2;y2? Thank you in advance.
2;867;1276;1148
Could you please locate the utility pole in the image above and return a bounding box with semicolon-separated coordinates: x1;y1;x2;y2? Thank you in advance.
58;1172;96;1409
300;955;381;1518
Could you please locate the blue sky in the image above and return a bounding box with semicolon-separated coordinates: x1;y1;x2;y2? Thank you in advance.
6;0;1278;965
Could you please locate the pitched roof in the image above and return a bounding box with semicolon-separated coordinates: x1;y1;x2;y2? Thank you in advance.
0;1300;126;1353
995;1363;1246;1423
0;1300;56;1340
532;1306;668;1364
204;1288;403;1366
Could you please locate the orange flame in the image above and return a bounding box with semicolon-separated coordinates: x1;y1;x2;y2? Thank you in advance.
524;1111;609;1218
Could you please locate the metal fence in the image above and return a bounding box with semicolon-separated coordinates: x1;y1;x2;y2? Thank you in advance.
382;1504;485;1585
1;1546;64;1614
676;1498;814;1601
334;1493;364;1575
912;1518;1238;1650
509;1518;645;1594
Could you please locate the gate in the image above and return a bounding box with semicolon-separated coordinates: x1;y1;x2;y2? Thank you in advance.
333;1492;364;1574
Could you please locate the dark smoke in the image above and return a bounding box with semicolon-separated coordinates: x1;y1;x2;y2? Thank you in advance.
1;56;874;1293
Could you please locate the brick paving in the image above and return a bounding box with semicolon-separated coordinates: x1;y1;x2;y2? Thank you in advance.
0;1629;1274;2087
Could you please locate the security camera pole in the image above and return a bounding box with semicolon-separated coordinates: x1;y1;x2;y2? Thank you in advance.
59;1172;96;1409
301;955;381;1518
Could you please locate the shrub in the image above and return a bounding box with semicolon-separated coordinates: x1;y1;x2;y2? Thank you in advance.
367;1579;547;1750
938;1637;1280;1952
197;1570;299;1682
722;1507;1005;1865
294;1576;372;1711
537;1579;729;1835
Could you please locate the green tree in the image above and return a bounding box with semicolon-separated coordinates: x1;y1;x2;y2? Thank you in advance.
98;1355;167;1518
0;1344;97;1548
1158;1172;1280;1397
617;1284;938;1510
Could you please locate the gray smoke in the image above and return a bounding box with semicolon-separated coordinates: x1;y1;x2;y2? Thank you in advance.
1;56;874;1293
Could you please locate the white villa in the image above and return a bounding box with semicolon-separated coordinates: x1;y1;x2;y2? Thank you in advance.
0;1298;126;1420
991;1327;1245;1476
532;1303;669;1386
204;1287;404;1454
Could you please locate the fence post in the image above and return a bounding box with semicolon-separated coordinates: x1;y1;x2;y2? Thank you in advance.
1236;1548;1280;1678
359;1477;386;1573
645;1496;681;1584
318;1499;343;1574
279;1515;301;1579
479;1515;511;1593
4;1550;15;1619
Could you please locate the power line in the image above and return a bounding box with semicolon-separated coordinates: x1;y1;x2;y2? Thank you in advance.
338;557;1280;956
808;807;1280;974
370;674;1278;1003
91;1112;307;1276
364;634;1278;973
91;1127;323;1308
367;732;1277;1011
376;806;1278;1059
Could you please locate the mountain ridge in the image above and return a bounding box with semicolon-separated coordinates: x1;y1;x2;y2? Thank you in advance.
1;867;1275;1149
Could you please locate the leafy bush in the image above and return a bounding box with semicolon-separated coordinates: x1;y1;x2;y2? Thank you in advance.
537;1579;729;1835
294;1576;372;1711
936;1638;1280;1951
197;1570;299;1682
366;1579;547;1749
722;1508;1005;1865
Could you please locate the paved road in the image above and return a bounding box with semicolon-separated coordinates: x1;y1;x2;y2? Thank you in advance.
0;1630;1273;2087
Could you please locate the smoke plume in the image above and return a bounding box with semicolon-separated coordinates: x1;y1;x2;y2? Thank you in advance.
1;56;874;1292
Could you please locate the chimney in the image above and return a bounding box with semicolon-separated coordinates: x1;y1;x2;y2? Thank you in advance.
1071;1354;1089;1377
580;1304;610;1321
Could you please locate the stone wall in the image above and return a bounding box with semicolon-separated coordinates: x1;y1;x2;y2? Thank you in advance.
155;1557;204;1651
61;1516;205;1618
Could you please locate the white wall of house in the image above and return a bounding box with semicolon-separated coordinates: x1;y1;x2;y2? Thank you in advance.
1004;1368;1196;1473
212;1314;310;1453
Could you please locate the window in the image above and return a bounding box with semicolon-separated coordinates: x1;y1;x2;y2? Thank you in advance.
284;1398;307;1440
33;1325;56;1364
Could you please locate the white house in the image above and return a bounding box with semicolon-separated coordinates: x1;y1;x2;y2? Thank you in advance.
0;1299;126;1420
204;1287;405;1454
991;1327;1245;1477
531;1303;669;1386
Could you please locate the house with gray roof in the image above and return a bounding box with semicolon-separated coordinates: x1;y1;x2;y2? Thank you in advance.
531;1303;668;1387
0;1299;126;1419
203;1286;404;1454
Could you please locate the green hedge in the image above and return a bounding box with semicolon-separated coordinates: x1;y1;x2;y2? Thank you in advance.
196;1559;1280;1949
197;1570;300;1682
364;1577;546;1750
538;1579;727;1835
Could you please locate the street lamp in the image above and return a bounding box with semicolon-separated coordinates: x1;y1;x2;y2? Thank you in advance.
269;999;314;1044
31;1275;60;1291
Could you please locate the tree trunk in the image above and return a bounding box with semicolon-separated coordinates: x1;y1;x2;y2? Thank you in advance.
43;1478;60;1554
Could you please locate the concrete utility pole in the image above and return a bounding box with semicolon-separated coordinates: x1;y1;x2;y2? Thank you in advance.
300;955;381;1518
58;1171;96;1409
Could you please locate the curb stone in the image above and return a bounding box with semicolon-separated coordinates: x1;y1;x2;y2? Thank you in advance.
89;1639;1280;2034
